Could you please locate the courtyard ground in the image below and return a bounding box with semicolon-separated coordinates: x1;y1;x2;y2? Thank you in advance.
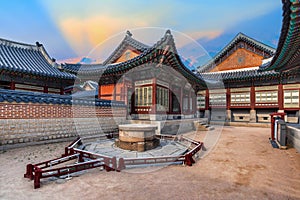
0;126;299;200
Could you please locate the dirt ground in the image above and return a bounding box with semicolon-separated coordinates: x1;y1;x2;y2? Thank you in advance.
0;126;299;200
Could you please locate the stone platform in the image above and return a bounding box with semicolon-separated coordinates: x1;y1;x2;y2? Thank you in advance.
116;124;159;152
84;138;188;159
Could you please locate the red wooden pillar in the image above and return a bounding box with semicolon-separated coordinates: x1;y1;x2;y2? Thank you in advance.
43;86;48;93
192;90;197;114
250;85;255;110
188;89;191;114
60;88;64;95
205;89;209;110
131;85;135;114
180;87;183;114
278;84;284;110
169;85;172;113
152;78;157;114
226;88;230;110
10;81;15;90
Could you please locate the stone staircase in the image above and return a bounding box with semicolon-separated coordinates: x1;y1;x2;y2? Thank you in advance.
194;119;214;131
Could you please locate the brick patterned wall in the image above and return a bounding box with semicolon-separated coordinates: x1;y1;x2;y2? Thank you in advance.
0;102;127;149
0;103;126;119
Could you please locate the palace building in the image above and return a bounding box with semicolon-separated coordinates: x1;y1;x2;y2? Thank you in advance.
197;33;300;124
63;30;206;120
0;38;75;94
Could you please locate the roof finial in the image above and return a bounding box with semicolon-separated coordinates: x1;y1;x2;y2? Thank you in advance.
35;41;42;47
126;30;133;37
165;29;171;35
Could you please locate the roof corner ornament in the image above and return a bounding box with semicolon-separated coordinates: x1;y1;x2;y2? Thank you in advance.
165;29;171;35
126;30;133;37
35;41;42;47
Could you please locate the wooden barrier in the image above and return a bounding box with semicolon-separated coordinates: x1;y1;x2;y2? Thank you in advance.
24;136;203;189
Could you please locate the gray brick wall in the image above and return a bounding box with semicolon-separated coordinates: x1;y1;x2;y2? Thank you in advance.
0;117;126;149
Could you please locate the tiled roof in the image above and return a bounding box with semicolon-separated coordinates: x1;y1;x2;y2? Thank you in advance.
0;89;125;107
199;68;279;81
198;33;276;73
62;63;106;74
72;89;98;98
0;38;75;79
260;0;300;72
63;30;206;87
197;59;282;81
103;30;149;65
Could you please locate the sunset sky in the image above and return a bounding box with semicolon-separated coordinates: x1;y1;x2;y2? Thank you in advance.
0;0;282;66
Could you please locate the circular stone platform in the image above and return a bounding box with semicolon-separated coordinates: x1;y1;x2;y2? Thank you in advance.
84;138;188;160
116;124;159;152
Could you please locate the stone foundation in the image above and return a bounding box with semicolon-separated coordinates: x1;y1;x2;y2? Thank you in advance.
0;117;126;149
257;114;271;123
233;113;250;122
115;138;160;152
116;124;159;152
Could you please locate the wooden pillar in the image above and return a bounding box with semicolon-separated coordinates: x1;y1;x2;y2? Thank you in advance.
60;88;64;95
278;84;284;110
180;87;183;115
250;85;255;110
205;89;209;110
250;84;256;123
226;87;231;122
169;85;172;113
10;81;15;90
226;88;230;110
192;90;197;114
43;86;48;93
152;78;157;114
131;85;135;114
113;82;116;101
188;89;191;114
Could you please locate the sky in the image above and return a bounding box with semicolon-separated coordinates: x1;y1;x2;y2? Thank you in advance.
0;0;282;67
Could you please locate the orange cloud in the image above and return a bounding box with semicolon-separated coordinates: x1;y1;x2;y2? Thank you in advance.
58;15;155;58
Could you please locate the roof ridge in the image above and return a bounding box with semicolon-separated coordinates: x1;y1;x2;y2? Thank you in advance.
102;30;149;65
0;37;37;49
236;32;276;51
0;37;75;80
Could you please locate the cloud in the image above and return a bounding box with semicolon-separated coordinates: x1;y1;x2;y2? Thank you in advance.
40;0;281;61
58;14;152;56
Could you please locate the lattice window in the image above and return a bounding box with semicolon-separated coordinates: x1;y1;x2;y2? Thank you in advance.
284;90;299;108
231;93;250;103
255;91;278;103
135;86;153;106
156;86;169;111
197;95;205;109
209;92;226;106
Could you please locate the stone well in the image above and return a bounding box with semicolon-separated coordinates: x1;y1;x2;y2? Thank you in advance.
115;124;159;152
